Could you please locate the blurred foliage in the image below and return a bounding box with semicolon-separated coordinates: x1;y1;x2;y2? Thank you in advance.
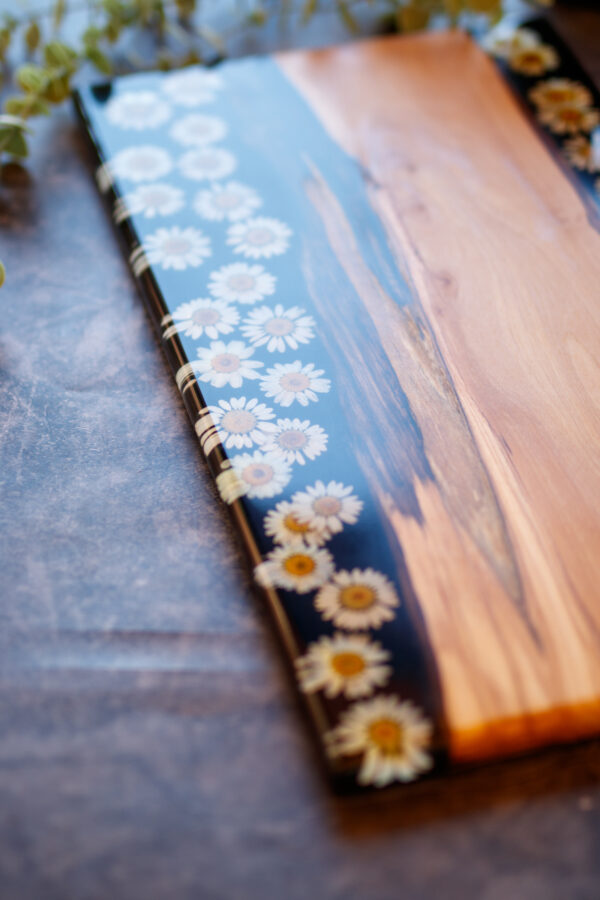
0;0;551;284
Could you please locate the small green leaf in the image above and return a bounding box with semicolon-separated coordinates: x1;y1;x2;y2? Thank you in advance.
0;27;11;58
24;20;41;54
53;0;66;31
85;45;112;75
0;261;5;288
337;1;359;33
82;25;102;47
301;0;318;24
16;63;48;93
398;4;430;32
247;6;267;26
42;72;71;103
0;125;29;157
43;40;78;70
5;95;50;117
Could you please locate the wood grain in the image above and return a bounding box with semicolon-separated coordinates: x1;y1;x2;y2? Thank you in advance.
278;31;600;762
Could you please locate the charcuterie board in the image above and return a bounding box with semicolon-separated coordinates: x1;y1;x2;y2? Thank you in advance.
75;19;600;789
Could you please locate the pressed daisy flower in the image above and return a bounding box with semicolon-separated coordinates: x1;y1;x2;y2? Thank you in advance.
231;450;291;499
115;183;184;222
241;305;315;353
260;361;331;407
326;696;433;787
508;43;559;77
482;26;541;59
191;340;263;389
169;113;228;147
290;480;362;534
107;145;173;184
161;67;223;107
261;418;327;466
208;263;276;304
563;135;600;172
227;217;292;259
255;545;334;594
296;633;392;699
178;147;237;181
537;104;600;135
106;90;171;130
169;297;239;340
207;396;276;450
263;500;330;547
529;78;593;113
194;182;262;223
315;568;399;630
142;226;211;271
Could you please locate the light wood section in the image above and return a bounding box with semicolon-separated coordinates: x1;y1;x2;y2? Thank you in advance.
278;31;600;761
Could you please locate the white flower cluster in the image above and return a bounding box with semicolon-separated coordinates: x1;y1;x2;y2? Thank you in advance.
102;64;434;787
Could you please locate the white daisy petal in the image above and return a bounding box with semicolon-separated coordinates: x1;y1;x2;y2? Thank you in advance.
227;217;292;259
142;226;211;271
117;183;184;220
296;633;392;699
314;568;399;630
208;263;276;304
178;147;237;181
106;145;173;184
290;480;362;534
194;181;262;222
241;305;315;353
169;113;228;147
207;396;276;449
529;78;593;113
106;90;171;130
170;297;239;341
191;339;263;389
326;696;433;787
230;450;291;499
255;545;334;593
263;500;330;547
161;67;223;107
260;417;327;466
481;25;541;59
260;361;331;407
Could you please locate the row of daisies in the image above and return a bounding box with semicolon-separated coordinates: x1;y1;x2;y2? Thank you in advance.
102;66;434;787
485;25;600;189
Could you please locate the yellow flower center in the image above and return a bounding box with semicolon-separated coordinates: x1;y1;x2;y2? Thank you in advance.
192;307;220;326
339;584;376;610
558;107;582;124
278;429;307;450
313;496;341;517
368;718;404;755
246;227;273;246
221;409;256;434
283;553;316;577
330;651;366;678
242;463;273;486
280;372;310;392
212;353;240;373
265;316;294;336
215;191;240;209
283;514;310;534
227;274;255;291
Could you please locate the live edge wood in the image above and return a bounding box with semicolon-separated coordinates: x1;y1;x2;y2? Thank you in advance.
278;32;600;763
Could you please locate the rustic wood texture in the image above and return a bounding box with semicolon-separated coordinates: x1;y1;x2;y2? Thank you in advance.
279;31;600;761
1;6;600;899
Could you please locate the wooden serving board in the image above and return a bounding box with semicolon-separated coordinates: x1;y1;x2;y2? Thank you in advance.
75;19;600;789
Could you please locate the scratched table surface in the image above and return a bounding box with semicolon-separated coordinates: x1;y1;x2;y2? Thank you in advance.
1;4;600;899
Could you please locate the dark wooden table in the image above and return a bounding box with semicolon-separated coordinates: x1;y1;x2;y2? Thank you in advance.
1;4;599;898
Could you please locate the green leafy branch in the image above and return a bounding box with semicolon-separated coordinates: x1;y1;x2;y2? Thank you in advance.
0;0;549;287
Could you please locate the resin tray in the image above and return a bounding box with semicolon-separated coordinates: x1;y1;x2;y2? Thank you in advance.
75;19;600;789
